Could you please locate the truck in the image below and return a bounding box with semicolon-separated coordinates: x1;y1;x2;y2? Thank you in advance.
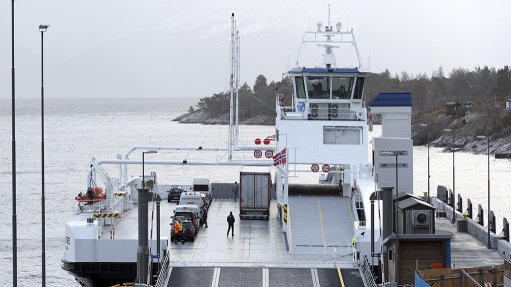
239;169;271;220
192;177;213;206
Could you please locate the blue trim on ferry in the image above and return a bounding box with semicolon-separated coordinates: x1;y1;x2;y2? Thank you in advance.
288;67;363;74
368;92;412;107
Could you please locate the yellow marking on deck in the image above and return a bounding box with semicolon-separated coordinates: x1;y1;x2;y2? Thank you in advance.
287;204;294;254
283;204;288;224
316;199;326;249
336;266;346;287
94;213;121;218
114;192;127;197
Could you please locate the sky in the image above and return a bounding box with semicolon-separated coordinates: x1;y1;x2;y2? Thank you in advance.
0;0;510;99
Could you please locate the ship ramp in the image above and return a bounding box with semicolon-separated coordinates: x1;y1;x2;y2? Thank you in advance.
166;266;364;287
287;184;354;259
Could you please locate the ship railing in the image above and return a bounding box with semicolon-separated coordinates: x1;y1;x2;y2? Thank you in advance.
280;106;359;121
154;250;171;287
76;197;130;216
361;255;377;287
323;241;353;261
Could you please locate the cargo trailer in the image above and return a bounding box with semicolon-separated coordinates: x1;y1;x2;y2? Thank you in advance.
239;171;271;220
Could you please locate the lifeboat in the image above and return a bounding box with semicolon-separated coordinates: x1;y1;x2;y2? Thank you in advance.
75;187;106;203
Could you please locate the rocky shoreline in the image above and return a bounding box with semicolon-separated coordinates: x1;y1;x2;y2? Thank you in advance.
412;111;511;155
173;111;275;125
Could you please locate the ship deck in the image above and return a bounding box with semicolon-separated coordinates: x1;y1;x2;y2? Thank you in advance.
166;199;355;268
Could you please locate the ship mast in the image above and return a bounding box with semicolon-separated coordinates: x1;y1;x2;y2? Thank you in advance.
228;13;241;160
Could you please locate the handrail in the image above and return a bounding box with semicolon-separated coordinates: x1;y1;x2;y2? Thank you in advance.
361;255;377;287
154;250;170;287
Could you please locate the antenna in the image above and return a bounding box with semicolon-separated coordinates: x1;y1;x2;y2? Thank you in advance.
328;4;331;27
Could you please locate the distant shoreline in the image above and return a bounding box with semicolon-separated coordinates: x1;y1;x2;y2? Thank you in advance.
173;110;275;125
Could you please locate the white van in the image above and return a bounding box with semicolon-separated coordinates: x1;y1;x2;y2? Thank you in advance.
192;178;211;192
179;192;203;211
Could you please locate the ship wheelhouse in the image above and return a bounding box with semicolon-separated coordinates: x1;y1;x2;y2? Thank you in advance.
275;67;369;167
282;68;366;121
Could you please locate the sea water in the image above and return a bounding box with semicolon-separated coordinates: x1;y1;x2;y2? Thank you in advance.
0;97;510;286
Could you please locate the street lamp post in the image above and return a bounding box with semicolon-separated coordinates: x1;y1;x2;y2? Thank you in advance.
11;0;18;285
444;129;456;223
137;150;157;285
39;24;49;287
477;135;491;248
420;123;430;203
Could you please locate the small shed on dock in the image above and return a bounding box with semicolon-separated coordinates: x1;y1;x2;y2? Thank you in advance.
383;233;452;286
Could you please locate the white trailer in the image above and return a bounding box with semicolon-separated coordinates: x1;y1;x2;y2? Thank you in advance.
239;169;271;220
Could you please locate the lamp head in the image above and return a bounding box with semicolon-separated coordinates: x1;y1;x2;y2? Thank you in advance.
39;25;49;32
443;128;452;133
144;150;158;154
476;135;488;140
420;123;428;127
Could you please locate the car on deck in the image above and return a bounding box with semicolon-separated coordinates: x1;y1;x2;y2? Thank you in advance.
167;187;185;202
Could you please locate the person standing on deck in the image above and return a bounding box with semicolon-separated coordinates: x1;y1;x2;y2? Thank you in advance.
227;211;235;237
173;219;183;244
232;182;239;202
202;208;208;228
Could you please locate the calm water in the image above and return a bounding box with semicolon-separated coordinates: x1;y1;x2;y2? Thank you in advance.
1;98;510;286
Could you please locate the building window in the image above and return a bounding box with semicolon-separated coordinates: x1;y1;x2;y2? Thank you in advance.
388;249;393;261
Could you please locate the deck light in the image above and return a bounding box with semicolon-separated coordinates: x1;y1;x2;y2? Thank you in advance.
39;24;49;32
420;123;430;203
477;135;491;249
443;128;456;224
39;23;49;287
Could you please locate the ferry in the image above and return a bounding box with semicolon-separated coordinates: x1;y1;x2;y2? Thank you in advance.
62;10;415;287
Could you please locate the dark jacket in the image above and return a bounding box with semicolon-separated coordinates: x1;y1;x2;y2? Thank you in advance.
227;214;235;225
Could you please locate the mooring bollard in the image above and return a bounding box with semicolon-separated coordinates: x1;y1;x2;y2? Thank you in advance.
489;211;496;234
477;204;484;226
503;218;509;242
467;199;473;219
457;194;463;213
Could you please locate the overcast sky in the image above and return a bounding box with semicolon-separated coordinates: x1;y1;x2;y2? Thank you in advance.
1;0;510;99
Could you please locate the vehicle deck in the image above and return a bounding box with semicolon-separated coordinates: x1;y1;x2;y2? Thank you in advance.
166;199;355;268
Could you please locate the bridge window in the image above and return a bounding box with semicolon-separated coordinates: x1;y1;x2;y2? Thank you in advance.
332;77;354;99
295;76;306;99
354;77;365;100
306;76;330;99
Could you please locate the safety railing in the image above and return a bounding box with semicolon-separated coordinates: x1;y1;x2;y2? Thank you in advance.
76;197;131;215
361;256;377;287
280;105;360;121
154;251;171;287
323;241;353;261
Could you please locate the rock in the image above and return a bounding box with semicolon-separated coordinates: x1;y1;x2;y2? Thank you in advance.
173;111;275;125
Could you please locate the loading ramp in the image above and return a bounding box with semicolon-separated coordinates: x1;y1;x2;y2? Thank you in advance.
287;184;354;259
165;267;364;287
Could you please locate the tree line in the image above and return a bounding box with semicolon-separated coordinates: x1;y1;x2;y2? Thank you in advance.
365;66;511;120
193;66;511;125
191;75;292;119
